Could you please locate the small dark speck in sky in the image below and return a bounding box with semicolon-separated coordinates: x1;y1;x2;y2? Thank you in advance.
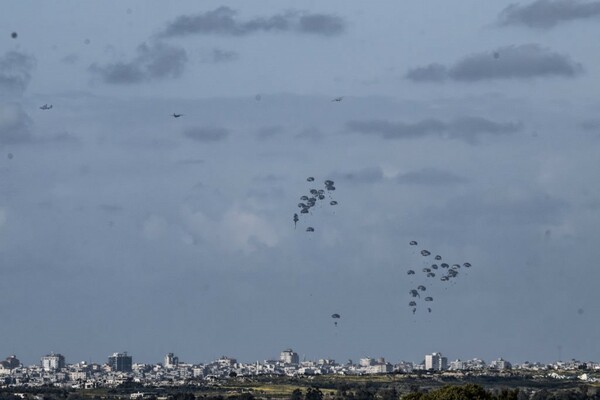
126;8;132;14
577;308;584;315
255;94;261;101
7;153;14;160
11;32;17;39
84;38;90;45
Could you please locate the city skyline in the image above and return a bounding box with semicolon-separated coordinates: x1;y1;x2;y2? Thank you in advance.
3;348;598;369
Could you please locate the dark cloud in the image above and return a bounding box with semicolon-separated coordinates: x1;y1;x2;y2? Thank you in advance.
89;41;187;84
298;14;345;36
395;168;467;185
0;51;36;95
39;132;81;144
406;44;582;82
208;48;239;63
499;0;600;29
434;192;569;226
405;63;447;82
0;102;33;144
579;120;600;131
346;117;521;143
183;126;229;142
295;127;323;142
255;126;284;141
61;54;79;65
335;166;384;183
160;7;345;37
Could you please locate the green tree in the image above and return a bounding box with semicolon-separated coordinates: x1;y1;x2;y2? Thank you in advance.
291;388;304;400
306;387;324;400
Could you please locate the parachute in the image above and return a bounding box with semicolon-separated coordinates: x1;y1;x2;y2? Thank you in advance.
307;177;315;182
407;270;415;275
417;285;426;291
434;255;442;261
424;297;433;302
306;227;315;232
421;250;431;256
409;241;418;246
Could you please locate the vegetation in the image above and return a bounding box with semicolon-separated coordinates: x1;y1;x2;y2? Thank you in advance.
2;374;600;399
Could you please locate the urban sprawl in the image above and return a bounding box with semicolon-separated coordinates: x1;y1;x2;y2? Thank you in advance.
1;350;599;390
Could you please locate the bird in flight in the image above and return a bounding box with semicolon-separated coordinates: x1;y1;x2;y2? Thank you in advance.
39;104;53;110
331;97;343;102
172;113;183;118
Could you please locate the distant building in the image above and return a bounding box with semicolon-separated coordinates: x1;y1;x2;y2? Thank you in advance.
490;358;512;370
425;352;448;371
41;353;65;371
359;357;375;367
280;349;299;365
164;353;179;368
108;352;132;372
0;355;20;370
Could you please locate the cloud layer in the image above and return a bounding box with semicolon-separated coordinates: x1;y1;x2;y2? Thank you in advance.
406;44;582;82
0;51;36;96
89;42;187;84
346;116;521;143
160;7;345;37
183;126;230;142
499;0;600;29
0;102;32;144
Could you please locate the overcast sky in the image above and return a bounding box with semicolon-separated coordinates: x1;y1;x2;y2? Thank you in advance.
2;0;600;366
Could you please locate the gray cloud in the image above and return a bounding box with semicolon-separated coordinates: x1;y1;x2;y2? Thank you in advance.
405;63;447;82
346;117;521;143
0;51;36;96
98;204;123;213
39;132;81;144
160;7;345;37
295;127;323;141
0;102;33;144
395;168;467;185
89;41;187;84
406;44;582;82
208;48;239;63
61;54;79;65
298;14;345;36
579;120;600;131
255;125;284;141
335;166;384;183
184;126;229;142
499;0;600;29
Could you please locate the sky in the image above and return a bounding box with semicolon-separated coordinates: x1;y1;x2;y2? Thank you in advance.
2;0;600;366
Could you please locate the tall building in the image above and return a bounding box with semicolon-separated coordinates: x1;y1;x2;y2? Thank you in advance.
490;358;512;370
41;353;65;371
164;353;179;368
108;352;132;372
425;352;448;371
280;349;299;364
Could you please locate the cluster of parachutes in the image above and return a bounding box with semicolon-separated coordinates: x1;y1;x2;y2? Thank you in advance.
406;240;472;315
293;177;338;232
